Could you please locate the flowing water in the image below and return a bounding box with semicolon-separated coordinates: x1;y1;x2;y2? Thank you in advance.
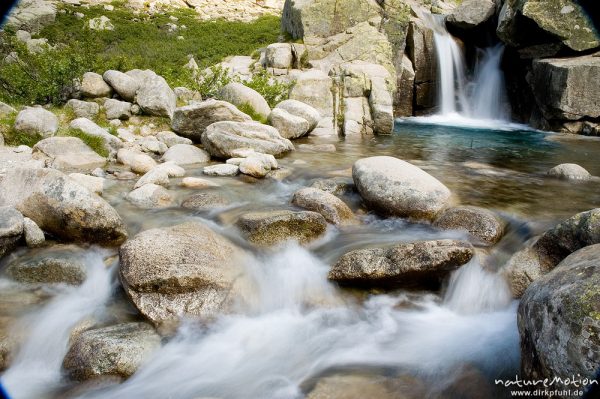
2;122;600;398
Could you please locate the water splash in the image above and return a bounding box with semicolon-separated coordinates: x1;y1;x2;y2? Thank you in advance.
1;251;115;399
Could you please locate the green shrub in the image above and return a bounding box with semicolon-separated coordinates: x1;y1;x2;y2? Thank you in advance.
243;69;293;108
194;65;233;99
0;112;42;147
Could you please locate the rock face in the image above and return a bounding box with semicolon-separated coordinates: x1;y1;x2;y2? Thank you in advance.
503;208;600;297
132;70;177;118
171;100;252;142
529;55;600;122
63;322;161;381
291;187;354;225
281;0;381;39
518;244;600;387
6;0;56;34
433;206;505;245
328;240;474;288
406;18;436;112
352;156;451;220
14;107;58;138
119;222;250;330
447;0;496;30
0;207;24;259
201;121;294;158
547;163;592;180
497;0;599;52
217;83;271;120
236;210;327;247
289;69;334;117
0;168;127;245
32;137;106;172
6;245;87;285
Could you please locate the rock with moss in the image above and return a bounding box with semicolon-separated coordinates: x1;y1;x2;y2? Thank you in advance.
503;208;600;297
119;222;252;331
63;322;161;381
282;0;382;39
497;0;599;52
201;121;294;158
0;168;127;245
328;239;474;289
14;107;58;139
217;83;271;121
6;244;88;285
70;118;122;155
32;137;106;172
518;244;600;388
171;100;252;142
447;0;496;30
236;210;327;247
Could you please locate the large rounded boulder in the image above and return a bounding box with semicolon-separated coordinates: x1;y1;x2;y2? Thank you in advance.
119;222;251;332
352;156;451;220
433;206;505;246
201;121;294;159
0;168;127;245
518;244;600;389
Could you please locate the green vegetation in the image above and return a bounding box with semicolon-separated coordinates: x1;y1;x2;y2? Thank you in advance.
0;112;39;147
237;102;267;124
242;69;293;108
0;2;281;105
64;128;109;157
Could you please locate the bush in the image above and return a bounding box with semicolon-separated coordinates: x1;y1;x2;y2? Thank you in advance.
243;69;293;108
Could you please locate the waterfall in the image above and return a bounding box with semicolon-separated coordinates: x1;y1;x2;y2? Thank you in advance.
424;14;508;122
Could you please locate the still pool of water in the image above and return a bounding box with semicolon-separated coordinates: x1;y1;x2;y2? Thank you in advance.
1;121;600;399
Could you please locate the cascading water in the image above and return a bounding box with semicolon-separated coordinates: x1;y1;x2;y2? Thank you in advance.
417;14;510;124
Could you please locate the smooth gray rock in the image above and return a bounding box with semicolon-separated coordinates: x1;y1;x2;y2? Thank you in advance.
81;72;113;98
63;322;161;380
519;244;600;388
203;164;239;177
201;121;294;159
103;99;132;120
103;70;139;102
236;210;327;247
0;168;127;245
275;99;320;131
160;144;210;166
14;107;58;138
352;156;451;220
32;137;106;172
328;240;474;288
132;70;176;118
69;118;122;154
156;131;192;147
119;222;251;331
66;99;100;120
171;100;252;143
23;217;44;247
268;108;310;139
126;184;173;209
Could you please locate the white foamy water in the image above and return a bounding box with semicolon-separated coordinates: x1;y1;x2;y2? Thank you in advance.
1;251;115;399
75;245;519;399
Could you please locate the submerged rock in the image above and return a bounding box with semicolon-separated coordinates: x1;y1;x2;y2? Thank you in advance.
201;121;294;158
305;373;426;399
519;244;600;387
433;206;505;246
6;245;88;285
328;240;474;289
119;222;250;331
547;163;591;180
0;168;127;245
291;187;355;225
352;156;451;220
503;208;600;297
236;210;327;247
63;322;161;381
